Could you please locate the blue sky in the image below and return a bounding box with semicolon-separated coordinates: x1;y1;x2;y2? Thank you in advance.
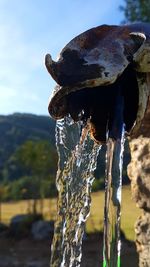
0;0;124;116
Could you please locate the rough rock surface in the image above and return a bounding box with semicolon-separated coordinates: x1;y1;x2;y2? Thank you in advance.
128;137;150;267
9;214;42;238
128;137;150;211
31;220;54;240
135;212;150;267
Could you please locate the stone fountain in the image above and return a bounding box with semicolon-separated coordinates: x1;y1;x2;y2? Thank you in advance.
46;23;150;267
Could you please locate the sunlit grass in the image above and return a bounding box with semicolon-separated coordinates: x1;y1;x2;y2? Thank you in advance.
1;198;57;224
121;185;141;240
1;185;141;241
86;185;141;240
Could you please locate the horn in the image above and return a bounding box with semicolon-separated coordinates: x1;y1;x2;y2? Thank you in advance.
45;54;59;84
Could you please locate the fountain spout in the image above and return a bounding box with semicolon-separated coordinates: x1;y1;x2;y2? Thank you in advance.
46;23;150;267
46;23;150;143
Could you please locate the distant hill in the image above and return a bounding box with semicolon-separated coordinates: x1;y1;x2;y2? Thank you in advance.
0;113;56;179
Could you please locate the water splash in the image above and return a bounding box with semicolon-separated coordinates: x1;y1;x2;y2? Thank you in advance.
50;116;101;267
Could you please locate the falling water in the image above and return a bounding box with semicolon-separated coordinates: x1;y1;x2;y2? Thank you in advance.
50;81;126;266
103;85;125;267
50;116;101;267
103;133;125;267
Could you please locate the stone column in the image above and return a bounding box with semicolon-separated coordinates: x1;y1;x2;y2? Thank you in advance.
128;137;150;267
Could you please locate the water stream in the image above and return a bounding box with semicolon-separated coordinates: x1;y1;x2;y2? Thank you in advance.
50;86;125;267
103;85;125;267
50;116;101;267
103;134;125;267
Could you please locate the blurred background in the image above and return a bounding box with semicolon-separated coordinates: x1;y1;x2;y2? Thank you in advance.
0;0;150;266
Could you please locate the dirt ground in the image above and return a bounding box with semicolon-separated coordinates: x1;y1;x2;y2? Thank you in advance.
0;235;138;267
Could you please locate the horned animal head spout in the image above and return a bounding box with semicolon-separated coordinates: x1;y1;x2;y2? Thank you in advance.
46;23;150;143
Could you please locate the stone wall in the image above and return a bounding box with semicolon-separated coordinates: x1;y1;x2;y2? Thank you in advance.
128;137;150;267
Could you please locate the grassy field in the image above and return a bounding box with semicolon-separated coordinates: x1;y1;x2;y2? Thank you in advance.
86;185;141;240
1;185;141;241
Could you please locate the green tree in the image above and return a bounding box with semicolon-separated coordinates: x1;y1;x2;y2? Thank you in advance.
5;140;57;213
3;140;57;182
16;140;57;178
120;0;150;23
19;140;57;212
